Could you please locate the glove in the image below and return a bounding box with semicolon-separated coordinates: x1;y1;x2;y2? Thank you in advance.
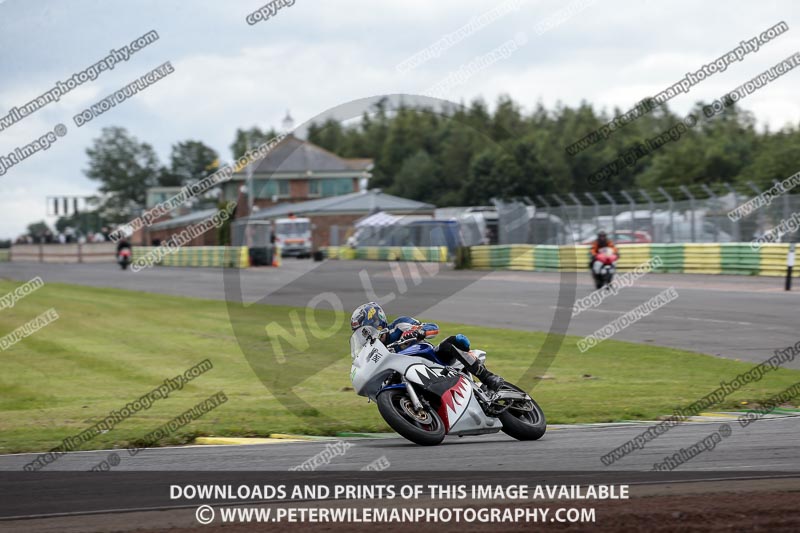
400;327;425;342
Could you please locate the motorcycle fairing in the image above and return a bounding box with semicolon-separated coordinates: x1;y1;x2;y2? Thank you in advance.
397;342;446;365
404;364;472;432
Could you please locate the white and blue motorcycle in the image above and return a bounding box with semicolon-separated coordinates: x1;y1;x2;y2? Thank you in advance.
349;325;546;446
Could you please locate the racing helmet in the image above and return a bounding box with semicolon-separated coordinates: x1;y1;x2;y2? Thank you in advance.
350;302;388;332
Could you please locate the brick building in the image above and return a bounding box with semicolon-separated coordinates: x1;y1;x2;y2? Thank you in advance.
238;190;436;250
222;134;374;217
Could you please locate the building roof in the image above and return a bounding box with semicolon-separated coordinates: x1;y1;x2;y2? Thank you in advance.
242;190;435;221
148;207;219;231
235;134;373;176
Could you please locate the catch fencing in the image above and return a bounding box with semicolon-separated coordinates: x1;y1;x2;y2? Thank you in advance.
497;186;800;245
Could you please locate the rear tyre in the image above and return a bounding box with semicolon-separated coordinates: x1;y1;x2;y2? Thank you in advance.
377;388;445;446
498;384;546;441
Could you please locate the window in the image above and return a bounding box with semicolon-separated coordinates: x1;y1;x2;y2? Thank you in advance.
254;179;289;199
223;182;239;201
309;178;354;197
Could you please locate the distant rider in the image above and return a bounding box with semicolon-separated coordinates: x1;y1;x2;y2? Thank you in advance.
589;230;618;269
116;237;132;255
349;302;505;391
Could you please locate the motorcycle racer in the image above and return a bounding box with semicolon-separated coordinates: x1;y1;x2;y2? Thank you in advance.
589;230;618;267
349;302;505;391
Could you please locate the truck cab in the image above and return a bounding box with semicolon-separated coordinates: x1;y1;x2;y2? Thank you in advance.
274;217;312;258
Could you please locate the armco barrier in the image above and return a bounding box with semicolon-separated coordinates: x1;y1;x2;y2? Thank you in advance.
462;243;798;277
10;243;250;268
11;242;117;263
132;246;249;268
324;246;448;262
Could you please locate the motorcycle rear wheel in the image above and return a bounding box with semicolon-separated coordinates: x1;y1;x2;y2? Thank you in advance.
497;383;546;441
377;388;445;446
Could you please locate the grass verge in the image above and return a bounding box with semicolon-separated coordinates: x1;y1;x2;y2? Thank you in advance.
0;280;798;454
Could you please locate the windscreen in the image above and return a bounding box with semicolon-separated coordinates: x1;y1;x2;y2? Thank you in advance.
350;326;378;360
276;221;310;236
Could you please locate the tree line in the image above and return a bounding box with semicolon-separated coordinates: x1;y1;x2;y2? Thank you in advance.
26;93;800;238
306;96;800;206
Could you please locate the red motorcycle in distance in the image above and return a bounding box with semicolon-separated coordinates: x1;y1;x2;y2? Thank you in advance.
592;247;618;290
117;248;132;270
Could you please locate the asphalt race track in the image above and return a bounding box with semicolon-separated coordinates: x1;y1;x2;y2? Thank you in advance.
0;417;798;473
1;260;798;367
1;260;799;527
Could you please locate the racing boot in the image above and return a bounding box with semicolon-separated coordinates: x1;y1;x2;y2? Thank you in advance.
473;363;505;391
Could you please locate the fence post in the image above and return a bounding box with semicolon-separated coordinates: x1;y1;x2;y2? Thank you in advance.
746;181;763;241
601;191;617;237
585;192;600;234
639;189;655;241
658;187;674;243
679;185;696;242
787;243;795;291
700;184;719;242
536;195;552;244
552;194;568;245
620;190;637;236
723;183;741;242
568;192;583;243
778;180;790;222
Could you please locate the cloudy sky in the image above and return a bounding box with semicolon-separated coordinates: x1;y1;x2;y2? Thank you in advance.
0;0;798;238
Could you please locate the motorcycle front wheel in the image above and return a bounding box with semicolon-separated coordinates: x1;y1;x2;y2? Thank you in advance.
376;388;445;446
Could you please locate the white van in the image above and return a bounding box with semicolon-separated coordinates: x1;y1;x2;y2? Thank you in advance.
274;217;312;258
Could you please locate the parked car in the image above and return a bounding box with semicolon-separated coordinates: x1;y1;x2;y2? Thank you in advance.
581;230;651;245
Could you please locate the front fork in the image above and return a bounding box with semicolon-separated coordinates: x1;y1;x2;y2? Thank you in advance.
401;377;424;411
